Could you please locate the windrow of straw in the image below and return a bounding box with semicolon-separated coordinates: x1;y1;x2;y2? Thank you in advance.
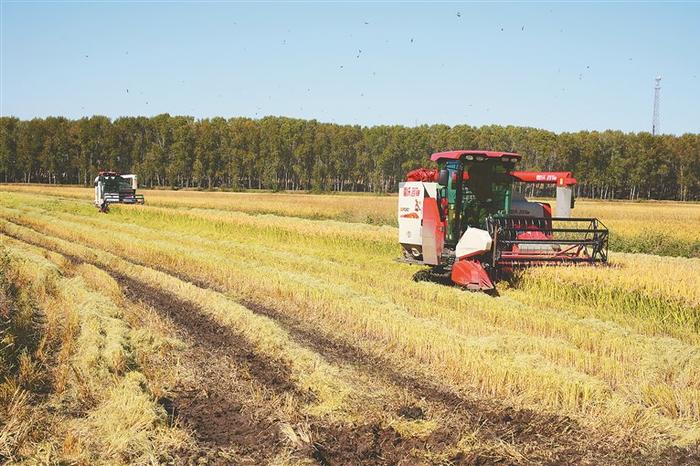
0;192;698;452
0;238;188;464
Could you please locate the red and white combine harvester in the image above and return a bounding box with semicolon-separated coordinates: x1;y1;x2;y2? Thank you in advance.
398;150;608;291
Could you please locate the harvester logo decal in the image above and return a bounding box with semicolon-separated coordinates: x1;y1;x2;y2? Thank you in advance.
535;174;558;182
400;196;422;219
403;186;421;197
399;187;423;219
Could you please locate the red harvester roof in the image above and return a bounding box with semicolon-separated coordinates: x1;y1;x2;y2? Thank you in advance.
430;150;521;162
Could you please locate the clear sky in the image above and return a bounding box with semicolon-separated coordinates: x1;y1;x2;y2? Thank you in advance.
1;1;698;135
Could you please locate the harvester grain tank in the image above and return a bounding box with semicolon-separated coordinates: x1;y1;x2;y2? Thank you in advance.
94;171;145;212
398;150;608;291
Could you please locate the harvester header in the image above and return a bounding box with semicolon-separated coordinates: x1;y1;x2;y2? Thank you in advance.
398;150;608;291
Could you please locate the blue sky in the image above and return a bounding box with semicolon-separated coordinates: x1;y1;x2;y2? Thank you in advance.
1;2;698;134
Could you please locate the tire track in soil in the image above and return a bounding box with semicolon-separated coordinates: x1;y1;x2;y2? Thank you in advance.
74;252;588;461
0;227;293;462
0;227;478;464
238;299;585;459
3;221;699;465
113;272;300;464
110;273;469;466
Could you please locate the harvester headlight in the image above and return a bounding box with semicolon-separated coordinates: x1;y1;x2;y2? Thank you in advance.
475;155;486;162
465;155;474;161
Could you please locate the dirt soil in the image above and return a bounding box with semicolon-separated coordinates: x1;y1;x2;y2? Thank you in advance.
114;273;296;464
111;273;467;465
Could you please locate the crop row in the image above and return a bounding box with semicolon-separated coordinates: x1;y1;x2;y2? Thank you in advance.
0;191;698;452
0;237;190;463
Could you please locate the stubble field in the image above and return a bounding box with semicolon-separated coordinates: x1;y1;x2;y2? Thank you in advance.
1;185;699;465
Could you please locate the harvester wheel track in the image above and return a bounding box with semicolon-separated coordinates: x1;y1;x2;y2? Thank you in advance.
412;267;453;286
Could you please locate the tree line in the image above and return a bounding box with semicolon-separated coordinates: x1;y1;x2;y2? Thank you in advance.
1;114;699;200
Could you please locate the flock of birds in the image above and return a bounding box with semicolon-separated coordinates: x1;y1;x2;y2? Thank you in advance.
77;10;692;119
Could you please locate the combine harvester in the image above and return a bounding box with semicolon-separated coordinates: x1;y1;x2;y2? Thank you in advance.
94;171;145;212
398;150;608;291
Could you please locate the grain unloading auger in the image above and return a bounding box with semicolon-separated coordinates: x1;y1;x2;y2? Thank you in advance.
398;150;608;291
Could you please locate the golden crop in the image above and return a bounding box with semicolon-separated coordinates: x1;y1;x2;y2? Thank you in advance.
1;187;699;463
0;237;189;463
3;183;698;256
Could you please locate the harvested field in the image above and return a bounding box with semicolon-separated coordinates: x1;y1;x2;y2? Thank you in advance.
1;187;699;465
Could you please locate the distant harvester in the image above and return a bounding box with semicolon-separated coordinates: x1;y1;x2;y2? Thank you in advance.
94;171;145;212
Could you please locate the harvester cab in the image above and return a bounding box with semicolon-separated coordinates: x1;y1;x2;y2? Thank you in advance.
94;171;145;211
398;150;608;291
